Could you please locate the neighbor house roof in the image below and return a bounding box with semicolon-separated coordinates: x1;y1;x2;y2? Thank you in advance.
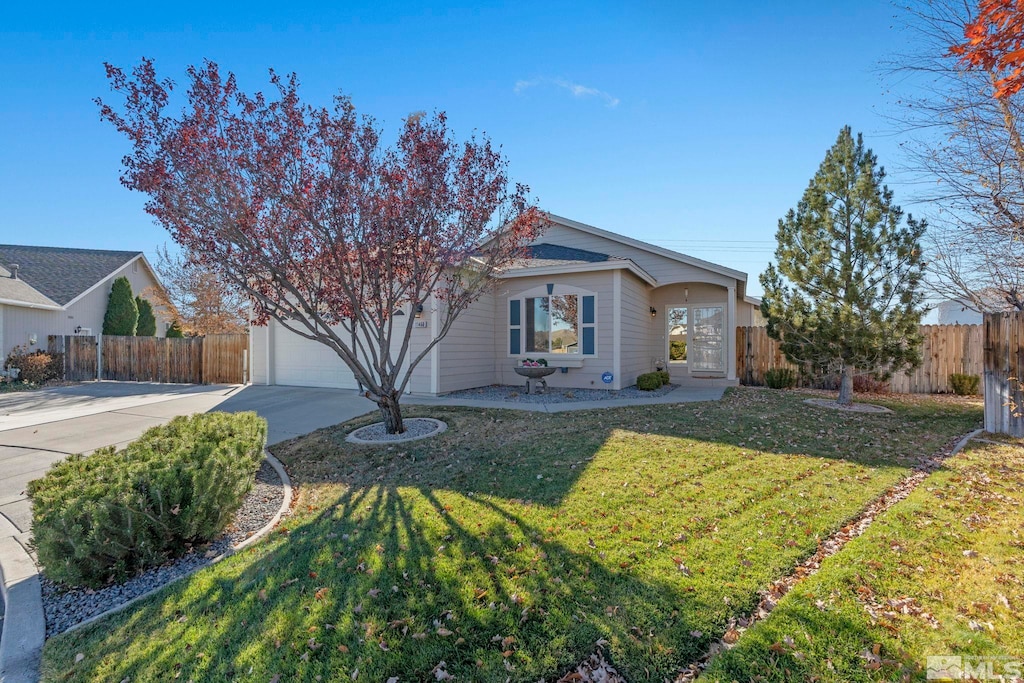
0;263;62;309
0;245;144;307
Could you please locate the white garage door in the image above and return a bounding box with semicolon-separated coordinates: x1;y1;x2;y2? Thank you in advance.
272;320;360;389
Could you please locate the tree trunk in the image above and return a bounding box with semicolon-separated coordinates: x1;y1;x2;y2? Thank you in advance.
377;392;405;435
837;366;854;406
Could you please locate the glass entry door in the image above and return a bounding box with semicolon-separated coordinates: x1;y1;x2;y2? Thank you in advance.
690;306;725;372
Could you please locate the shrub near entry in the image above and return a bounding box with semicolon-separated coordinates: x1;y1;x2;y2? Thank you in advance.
28;412;267;587
637;372;663;390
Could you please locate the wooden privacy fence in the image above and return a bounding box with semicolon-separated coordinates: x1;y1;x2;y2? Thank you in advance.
983;312;1024;436
737;324;984;395
47;335;98;381
47;334;248;385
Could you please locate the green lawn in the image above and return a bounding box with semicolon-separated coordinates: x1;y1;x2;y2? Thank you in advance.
702;434;1024;682
40;389;981;682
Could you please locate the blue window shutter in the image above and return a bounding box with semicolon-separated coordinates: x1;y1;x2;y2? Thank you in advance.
582;296;595;324
509;299;520;326
582;327;595;355
510;328;521;355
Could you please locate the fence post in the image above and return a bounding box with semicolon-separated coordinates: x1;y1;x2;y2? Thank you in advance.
96;335;103;381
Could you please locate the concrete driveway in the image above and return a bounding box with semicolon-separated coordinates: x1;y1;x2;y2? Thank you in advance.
0;382;375;539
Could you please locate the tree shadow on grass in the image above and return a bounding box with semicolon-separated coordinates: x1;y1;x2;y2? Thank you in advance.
42;390;981;682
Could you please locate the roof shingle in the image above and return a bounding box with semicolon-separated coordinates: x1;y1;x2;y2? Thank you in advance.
0;245;142;307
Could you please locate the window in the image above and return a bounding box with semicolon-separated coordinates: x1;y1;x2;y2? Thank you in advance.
510;293;595;355
667;307;688;362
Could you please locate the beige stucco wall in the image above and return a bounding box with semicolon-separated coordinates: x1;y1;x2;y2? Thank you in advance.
2;257;168;359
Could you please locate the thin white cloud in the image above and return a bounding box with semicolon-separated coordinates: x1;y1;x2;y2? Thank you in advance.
514;77;620;108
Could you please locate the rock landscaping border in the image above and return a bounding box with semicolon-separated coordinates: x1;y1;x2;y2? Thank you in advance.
39;450;292;640
346;417;447;444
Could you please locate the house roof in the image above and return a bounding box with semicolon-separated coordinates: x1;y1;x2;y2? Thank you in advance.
0;263;61;309
545;214;749;284
0;244;143;307
514;243;611;268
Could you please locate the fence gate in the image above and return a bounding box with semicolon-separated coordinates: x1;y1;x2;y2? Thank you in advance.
983;313;1024;436
48;335;98;381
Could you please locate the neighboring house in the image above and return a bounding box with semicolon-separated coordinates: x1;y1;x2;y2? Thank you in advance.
0;245;168;360
251;214;763;394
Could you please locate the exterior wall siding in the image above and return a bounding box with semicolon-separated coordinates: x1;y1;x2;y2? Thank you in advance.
493;271;617;391
2;258;168;358
618;272;654;385
437;291;498;394
250;324;269;384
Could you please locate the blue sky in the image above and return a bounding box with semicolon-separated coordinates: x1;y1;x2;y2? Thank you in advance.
0;1;915;296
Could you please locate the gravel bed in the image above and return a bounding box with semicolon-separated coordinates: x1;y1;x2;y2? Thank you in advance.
347;417;446;443
445;383;680;403
41;459;284;637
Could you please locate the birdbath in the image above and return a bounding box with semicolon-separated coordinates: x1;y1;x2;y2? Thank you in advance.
513;365;557;394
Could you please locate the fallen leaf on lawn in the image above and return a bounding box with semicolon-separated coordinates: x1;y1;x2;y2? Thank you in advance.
690;631;703;638
314;587;329;601
432;661;454;681
436;627;454;636
337;644;349;653
368;588;381;598
258;589;268;602
860;647;882;670
412;632;427;639
378;640;389;651
386;678;398;683
474;588;488;600
722;627;740;644
309;571;318;578
351;667;359;680
74;653;85;664
963;549;979;558
269;676;281;683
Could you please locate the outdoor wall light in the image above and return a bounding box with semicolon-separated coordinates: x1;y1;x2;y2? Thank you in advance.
650;307;657;318
415;304;424;318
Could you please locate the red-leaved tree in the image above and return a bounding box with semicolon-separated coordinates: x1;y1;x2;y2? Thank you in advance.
98;59;543;433
951;0;1024;99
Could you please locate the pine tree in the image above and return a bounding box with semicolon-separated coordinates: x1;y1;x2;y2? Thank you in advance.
135;297;157;336
102;277;139;336
760;127;927;405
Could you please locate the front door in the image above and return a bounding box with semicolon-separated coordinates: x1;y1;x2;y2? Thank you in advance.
689;305;725;373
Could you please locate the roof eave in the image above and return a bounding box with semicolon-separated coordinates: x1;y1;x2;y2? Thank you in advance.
0;297;63;311
496;259;658;287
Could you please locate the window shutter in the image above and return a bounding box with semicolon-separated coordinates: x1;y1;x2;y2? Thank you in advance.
582;327;595;355
582;296;595;324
